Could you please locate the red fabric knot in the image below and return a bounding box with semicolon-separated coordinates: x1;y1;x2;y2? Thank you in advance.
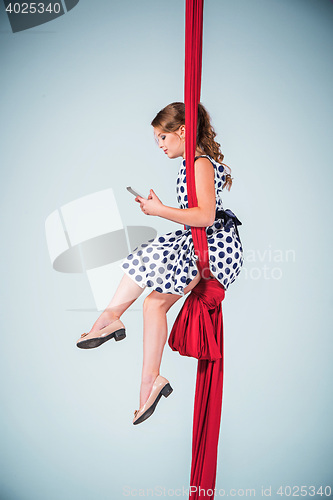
168;278;225;361
190;277;225;308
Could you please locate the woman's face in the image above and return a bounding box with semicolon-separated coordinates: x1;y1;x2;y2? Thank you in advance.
153;126;185;159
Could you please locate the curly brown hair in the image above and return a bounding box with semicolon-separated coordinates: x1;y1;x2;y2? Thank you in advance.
151;101;233;191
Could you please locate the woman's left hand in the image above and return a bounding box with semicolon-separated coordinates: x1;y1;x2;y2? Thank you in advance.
135;189;163;217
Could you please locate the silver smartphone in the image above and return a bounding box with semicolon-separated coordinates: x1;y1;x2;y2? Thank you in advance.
126;186;147;200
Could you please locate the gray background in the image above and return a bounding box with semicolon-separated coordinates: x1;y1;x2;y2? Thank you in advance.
1;0;332;499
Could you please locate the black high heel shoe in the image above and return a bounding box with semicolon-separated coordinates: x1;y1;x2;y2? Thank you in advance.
76;319;126;349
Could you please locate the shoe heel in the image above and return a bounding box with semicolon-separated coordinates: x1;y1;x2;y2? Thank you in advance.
114;329;126;341
161;383;173;398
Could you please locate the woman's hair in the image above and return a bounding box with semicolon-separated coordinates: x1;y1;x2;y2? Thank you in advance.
151;101;233;191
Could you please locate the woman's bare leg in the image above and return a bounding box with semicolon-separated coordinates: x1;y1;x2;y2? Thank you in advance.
103;272;146;322
138;271;204;408
81;272;146;340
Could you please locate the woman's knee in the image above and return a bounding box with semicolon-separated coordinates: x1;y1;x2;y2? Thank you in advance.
143;267;213;311
143;290;181;312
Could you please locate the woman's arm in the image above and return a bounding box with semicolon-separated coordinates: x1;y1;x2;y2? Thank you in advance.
159;157;216;227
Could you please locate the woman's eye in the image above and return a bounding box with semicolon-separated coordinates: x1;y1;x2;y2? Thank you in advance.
161;135;166;140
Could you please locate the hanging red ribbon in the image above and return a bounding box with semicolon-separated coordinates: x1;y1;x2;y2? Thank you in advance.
168;1;226;498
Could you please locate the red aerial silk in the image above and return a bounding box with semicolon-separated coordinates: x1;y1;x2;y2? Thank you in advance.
168;279;225;497
168;1;226;498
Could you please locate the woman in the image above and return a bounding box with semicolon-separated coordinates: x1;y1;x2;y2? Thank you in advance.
76;102;243;425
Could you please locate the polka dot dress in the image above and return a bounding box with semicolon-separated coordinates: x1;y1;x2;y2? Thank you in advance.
119;155;244;296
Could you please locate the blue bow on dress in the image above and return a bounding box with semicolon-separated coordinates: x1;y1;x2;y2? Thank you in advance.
215;209;242;240
185;209;242;241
